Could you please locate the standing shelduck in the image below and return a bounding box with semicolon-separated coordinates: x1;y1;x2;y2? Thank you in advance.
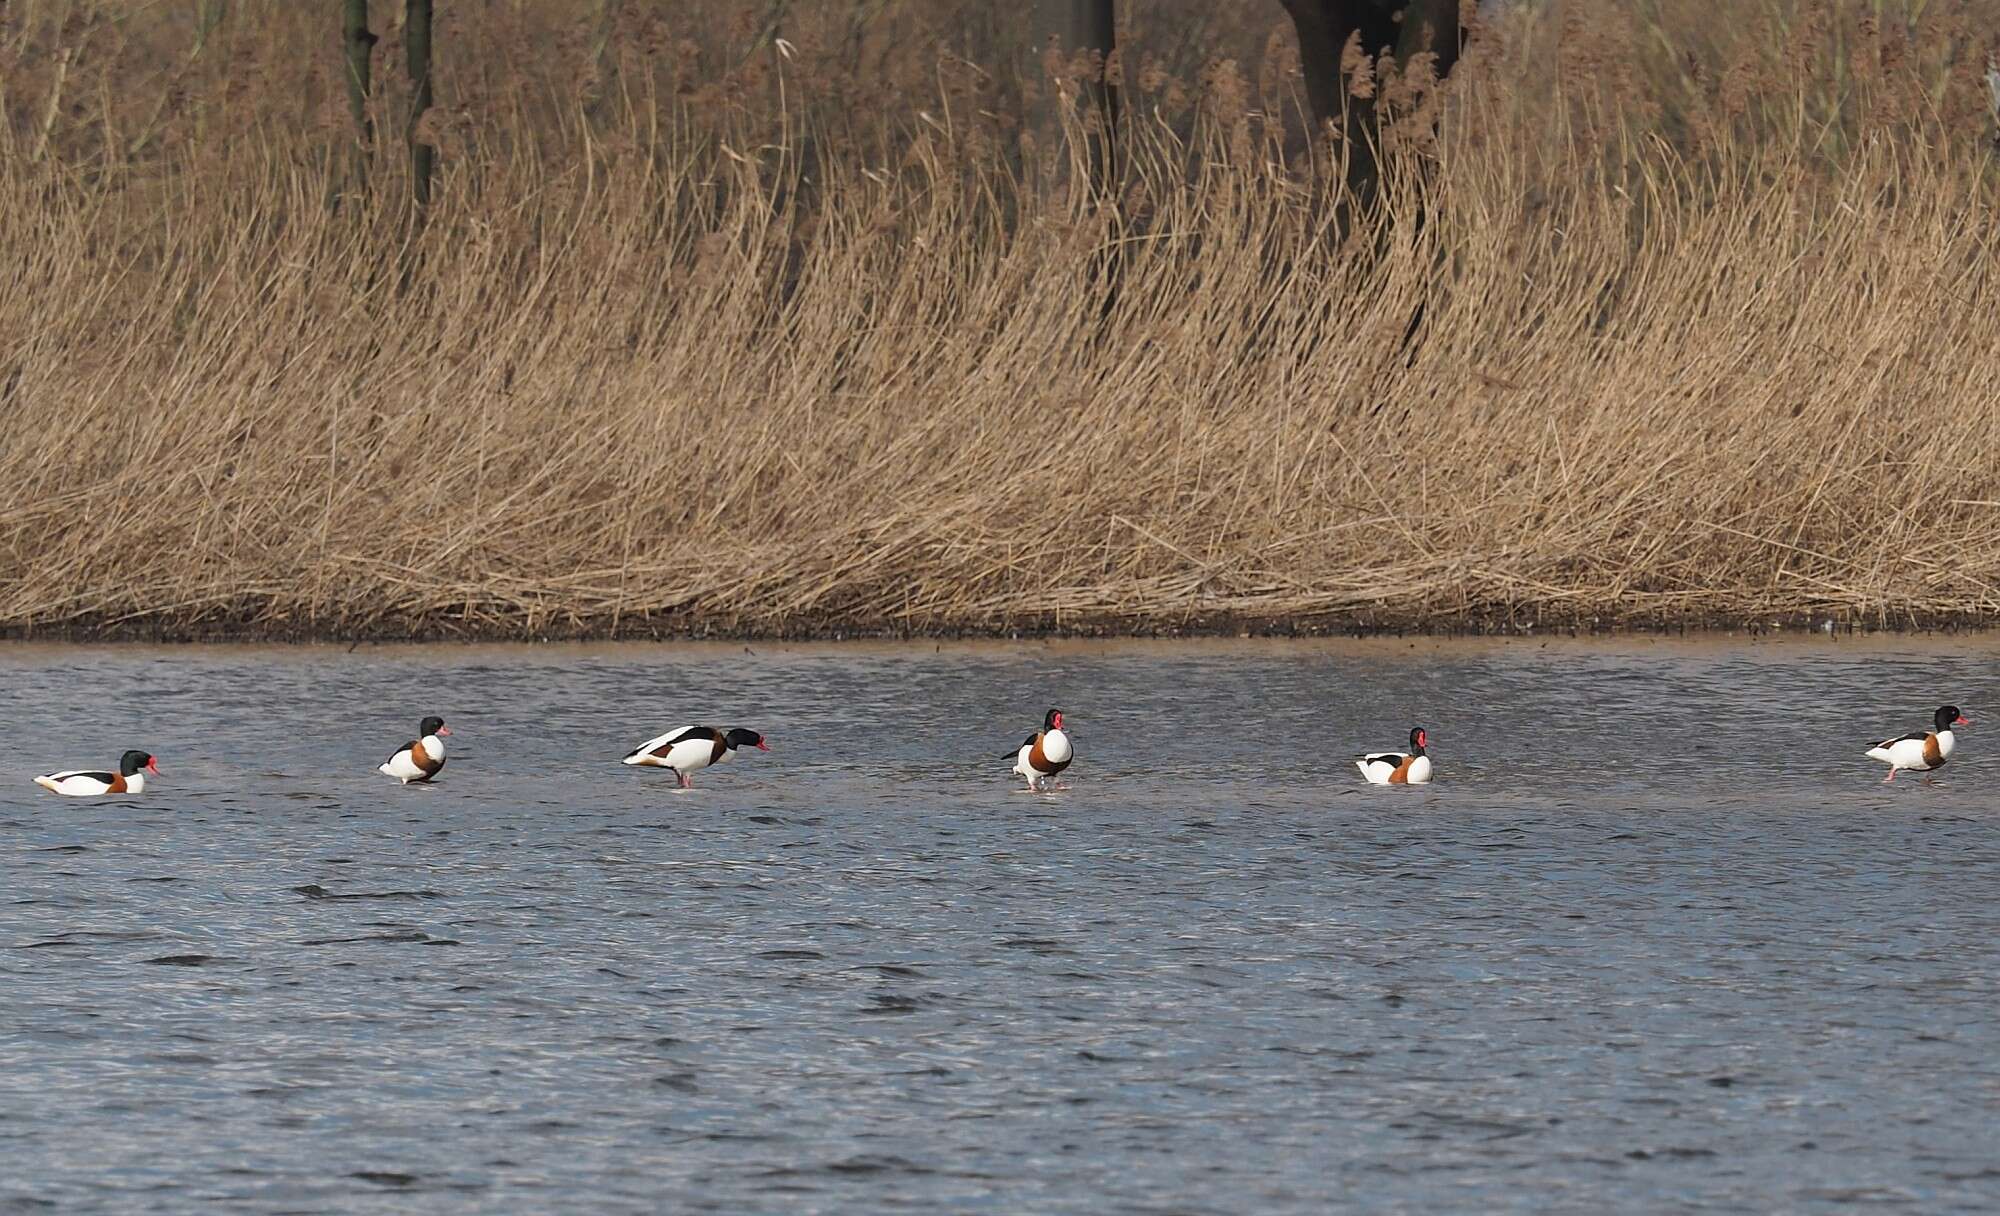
1865;705;1968;782
1356;727;1432;785
35;750;160;797
622;726;769;788
1009;708;1073;791
379;716;451;784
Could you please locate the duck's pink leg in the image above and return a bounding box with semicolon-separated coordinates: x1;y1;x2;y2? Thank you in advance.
678;770;692;790
1881;769;1897;784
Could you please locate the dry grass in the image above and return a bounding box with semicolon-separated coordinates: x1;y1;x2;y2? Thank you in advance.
4;0;2000;639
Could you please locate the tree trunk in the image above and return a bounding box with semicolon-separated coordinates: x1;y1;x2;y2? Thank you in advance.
1277;0;1460;203
406;0;435;213
341;0;376;191
1036;0;1118;199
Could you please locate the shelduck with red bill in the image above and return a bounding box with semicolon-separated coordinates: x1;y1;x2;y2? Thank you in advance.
1865;705;1968;782
622;726;769;788
35;750;159;797
1009;708;1073;791
379;716;451;784
1356;727;1432;785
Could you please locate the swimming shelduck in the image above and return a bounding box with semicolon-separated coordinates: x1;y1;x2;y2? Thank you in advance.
622;726;769;788
379;716;451;784
1865;705;1968;782
35;750;159;797
1009;708;1073;791
1356;727;1432;785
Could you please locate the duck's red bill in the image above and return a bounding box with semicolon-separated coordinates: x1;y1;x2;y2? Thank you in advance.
147;758;161;774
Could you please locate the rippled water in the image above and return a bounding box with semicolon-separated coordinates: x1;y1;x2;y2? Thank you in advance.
4;636;2000;1212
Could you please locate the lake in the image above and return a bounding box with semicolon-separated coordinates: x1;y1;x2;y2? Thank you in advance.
4;636;1999;1212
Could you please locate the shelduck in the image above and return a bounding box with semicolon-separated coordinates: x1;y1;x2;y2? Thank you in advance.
1865;705;1968;782
622;726;769;788
35;750;159;797
1009;708;1073;791
379;716;451;784
1356;727;1432;785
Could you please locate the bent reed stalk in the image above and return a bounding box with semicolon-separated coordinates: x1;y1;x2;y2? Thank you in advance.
3;2;1999;639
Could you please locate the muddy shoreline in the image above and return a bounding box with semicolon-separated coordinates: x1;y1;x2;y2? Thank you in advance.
4;607;1991;645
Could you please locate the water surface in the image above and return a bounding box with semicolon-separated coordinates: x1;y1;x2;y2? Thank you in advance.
4;636;1999;1212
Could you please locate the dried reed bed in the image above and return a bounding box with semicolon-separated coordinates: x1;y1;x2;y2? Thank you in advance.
3;2;2000;638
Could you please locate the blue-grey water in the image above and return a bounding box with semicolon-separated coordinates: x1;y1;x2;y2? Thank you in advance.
3;636;1999;1213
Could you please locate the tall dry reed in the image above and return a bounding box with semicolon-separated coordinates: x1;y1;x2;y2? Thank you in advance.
3;1;1999;638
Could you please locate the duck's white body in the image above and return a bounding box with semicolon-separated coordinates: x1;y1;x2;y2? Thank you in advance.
1013;727;1072;790
34;770;146;797
1355;753;1432;785
623;727;732;778
1866;729;1953;775
379;732;448;783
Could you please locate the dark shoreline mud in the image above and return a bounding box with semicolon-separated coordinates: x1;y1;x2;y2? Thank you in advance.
4;607;1992;646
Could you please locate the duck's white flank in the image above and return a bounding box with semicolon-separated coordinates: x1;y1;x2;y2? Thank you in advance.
33;770;147;797
622;727;729;775
379;732;448;783
1865;730;1952;776
1013;727;1072;790
1355;753;1432;785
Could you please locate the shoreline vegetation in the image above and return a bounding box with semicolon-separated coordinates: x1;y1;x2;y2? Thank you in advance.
6;610;1996;646
6;3;2000;643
